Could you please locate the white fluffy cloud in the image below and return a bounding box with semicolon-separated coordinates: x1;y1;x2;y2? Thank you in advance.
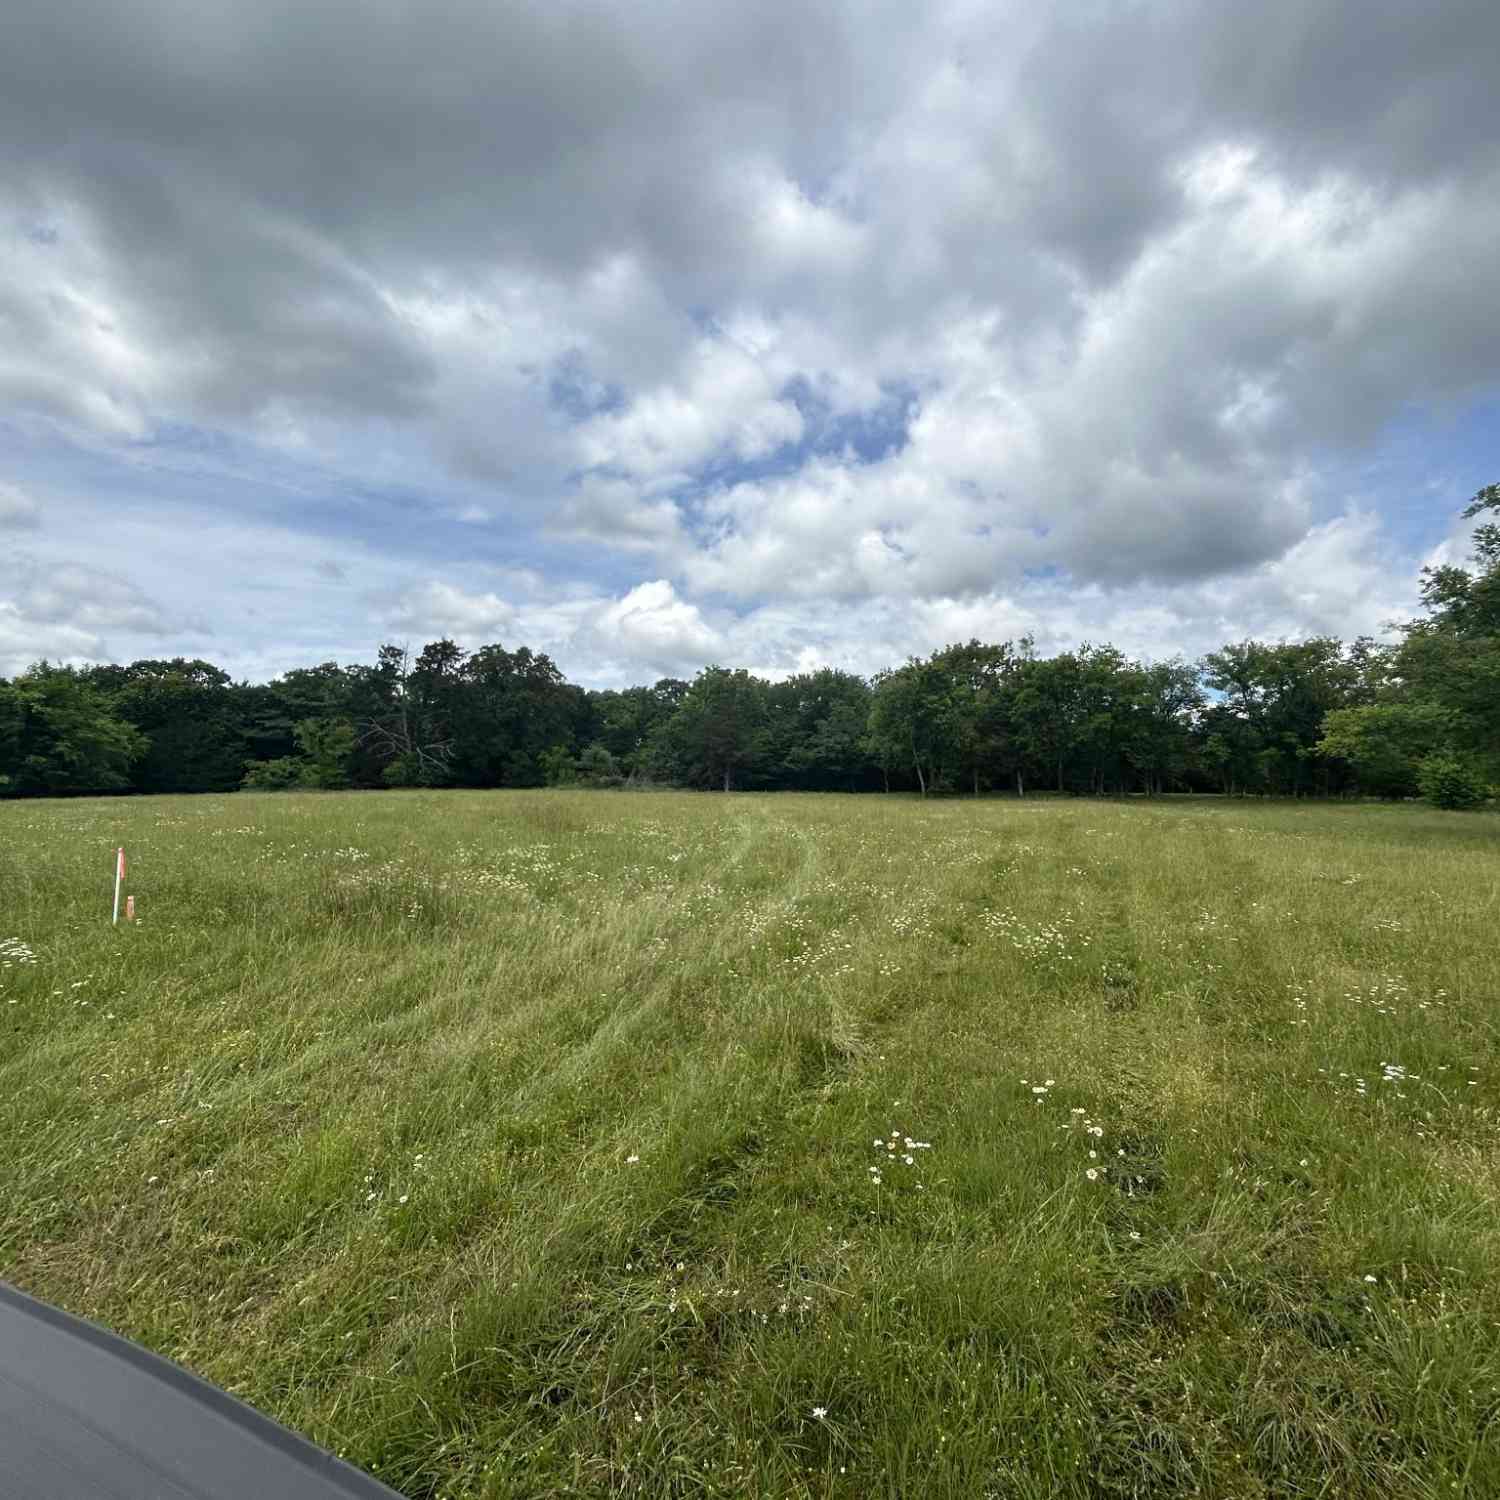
1;0;1495;683
0;555;184;675
577;338;804;482
594;581;724;675
382;576;722;685
376;505;1415;690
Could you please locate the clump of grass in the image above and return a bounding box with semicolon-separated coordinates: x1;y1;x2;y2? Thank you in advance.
2;790;1500;1497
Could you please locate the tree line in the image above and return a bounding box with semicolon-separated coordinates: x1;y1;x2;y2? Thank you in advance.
3;486;1496;807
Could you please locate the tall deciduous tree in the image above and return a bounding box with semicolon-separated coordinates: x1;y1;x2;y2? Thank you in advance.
654;667;767;790
588;681;687;778
1389;483;1500;786
455;643;573;786
1316;702;1456;798
927;640;1028;796
1120;659;1202;796
772;669;875;791
0;665;145;795
294;717;356;789
1200;638;1373;796
1011;652;1085;793
868;658;953;796
83;658;248;793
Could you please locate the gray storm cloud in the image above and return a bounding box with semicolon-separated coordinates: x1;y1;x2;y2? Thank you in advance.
0;0;1495;678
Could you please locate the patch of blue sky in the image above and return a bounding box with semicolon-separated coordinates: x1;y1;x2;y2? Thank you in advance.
279;478;644;590
546;351;625;423
1344;392;1500;553
684;377;917;495
783;376;915;462
10;419;600;586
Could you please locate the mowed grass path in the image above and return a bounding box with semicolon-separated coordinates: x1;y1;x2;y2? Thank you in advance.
3;790;1499;1498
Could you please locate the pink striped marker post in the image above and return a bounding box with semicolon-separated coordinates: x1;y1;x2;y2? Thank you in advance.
112;847;126;926
125;895;136;922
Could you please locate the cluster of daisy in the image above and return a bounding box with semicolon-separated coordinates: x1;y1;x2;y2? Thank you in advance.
1027;1081;1118;1184
888;900;938;941
1343;974;1412;1017
0;937;38;968
362;1151;427;1206
1287;981;1311;1026
785;925;856;979
983;909;1088;960
867;1127;932;1185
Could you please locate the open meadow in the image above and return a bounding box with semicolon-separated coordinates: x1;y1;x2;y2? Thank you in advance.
2;789;1500;1498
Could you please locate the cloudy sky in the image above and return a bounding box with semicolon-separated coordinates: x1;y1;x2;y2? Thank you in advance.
2;0;1497;686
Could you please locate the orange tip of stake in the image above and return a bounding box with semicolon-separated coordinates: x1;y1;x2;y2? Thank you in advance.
125;896;135;922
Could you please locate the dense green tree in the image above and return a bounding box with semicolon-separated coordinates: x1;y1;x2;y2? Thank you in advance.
11;498;1496;809
868;658;955;796
251;662;358;764
538;744;578;786
0;665;145;795
1200;638;1375;796
454;643;573;786
1316;703;1456;798
84;658;247;793
294;717;356;789
0;686;20;791
1414;482;1500;637
1071;644;1135;795
241;716;356;790
1416;753;1489;809
651;667;767;790
1011;652;1086;793
769;669;875;791
1388;484;1500;786
1120;659;1203;795
587;680;690;777
351;644;457;787
925;640;1028;796
241;756;306;790
577;742;622;786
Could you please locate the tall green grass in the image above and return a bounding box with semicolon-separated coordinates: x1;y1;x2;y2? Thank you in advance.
3;790;1499;1497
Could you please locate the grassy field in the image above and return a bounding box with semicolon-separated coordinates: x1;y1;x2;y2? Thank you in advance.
2;789;1499;1498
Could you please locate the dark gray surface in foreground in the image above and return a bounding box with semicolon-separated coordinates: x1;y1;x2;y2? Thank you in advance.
0;1282;401;1499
